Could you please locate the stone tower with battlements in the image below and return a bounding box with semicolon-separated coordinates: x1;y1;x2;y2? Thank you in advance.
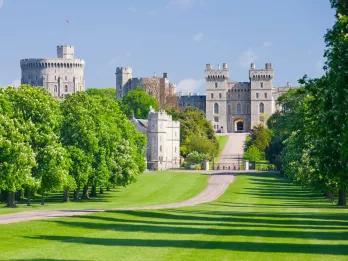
115;66;133;99
205;63;229;133
20;45;85;99
249;63;274;127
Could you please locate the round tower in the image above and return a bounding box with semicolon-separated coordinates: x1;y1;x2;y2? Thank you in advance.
20;45;85;98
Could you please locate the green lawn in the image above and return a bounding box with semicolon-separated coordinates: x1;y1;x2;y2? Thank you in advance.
0;171;208;215
1;173;348;260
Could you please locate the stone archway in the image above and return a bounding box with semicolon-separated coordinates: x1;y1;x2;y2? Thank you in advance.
234;119;244;132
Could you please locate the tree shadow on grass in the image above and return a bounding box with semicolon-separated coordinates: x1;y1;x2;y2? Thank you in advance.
27;235;348;255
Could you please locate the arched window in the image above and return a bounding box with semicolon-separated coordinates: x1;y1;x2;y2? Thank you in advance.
215;82;218;88
260;102;264;113
214;103;219;114
260;82;263;88
237;103;241;114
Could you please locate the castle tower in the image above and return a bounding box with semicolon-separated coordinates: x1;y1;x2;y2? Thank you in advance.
20;45;85;99
115;67;133;99
249;63;274;128
205;63;229;133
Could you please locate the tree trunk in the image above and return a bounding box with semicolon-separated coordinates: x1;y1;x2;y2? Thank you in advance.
91;184;97;197
63;189;69;202
99;186;104;194
26;189;31;206
82;185;89;199
106;186;110;192
41;193;45;205
338;188;346;206
74;187;80;200
7;192;16;208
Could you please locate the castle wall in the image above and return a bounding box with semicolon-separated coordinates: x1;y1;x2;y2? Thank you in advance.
147;109;180;171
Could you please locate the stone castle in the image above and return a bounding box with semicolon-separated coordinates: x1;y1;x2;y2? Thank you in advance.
205;62;293;133
116;67;177;108
132;108;180;170
20;45;85;98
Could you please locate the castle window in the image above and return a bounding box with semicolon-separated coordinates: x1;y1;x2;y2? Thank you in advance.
237;103;241;114
214;116;219;122
261;82;264;88
219;93;222;99
65;85;68;92
256;93;259;99
260;102;264;113
214;103;219;114
264;93;268;98
215;82;218;88
211;93;214;99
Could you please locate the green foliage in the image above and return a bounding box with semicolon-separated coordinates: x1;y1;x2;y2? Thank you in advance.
244;145;262;162
169;107;218;158
266;1;348;205
183;151;209;169
0;85;146;207
86;88;116;99
0;115;36;193
121;87;159;118
245;124;272;161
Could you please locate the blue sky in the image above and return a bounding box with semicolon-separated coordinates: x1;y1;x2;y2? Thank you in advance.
0;0;335;94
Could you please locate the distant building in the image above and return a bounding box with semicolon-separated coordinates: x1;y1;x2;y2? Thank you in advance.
205;62;296;133
177;94;206;113
116;67;177;108
132;108;180;171
20;45;85;98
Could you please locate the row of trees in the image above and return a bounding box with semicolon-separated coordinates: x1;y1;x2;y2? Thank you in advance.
0;86;145;207
266;0;348;206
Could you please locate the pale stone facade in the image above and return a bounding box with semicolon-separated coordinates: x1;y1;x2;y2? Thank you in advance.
205;63;294;133
116;67;177;108
132;108;180;171
20;45;85;98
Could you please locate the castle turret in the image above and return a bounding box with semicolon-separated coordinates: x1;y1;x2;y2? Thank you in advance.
249;63;274;127
57;45;75;59
115;66;133;99
205;63;229;133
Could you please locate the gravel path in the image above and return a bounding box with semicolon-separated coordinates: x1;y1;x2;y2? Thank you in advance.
0;173;234;224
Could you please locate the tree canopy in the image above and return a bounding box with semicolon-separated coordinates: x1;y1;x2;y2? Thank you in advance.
121;87;159;119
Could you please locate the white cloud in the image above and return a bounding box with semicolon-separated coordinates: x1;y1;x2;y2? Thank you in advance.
176;78;204;94
262;41;272;48
193;32;204;42
0;0;4;9
239;49;258;68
